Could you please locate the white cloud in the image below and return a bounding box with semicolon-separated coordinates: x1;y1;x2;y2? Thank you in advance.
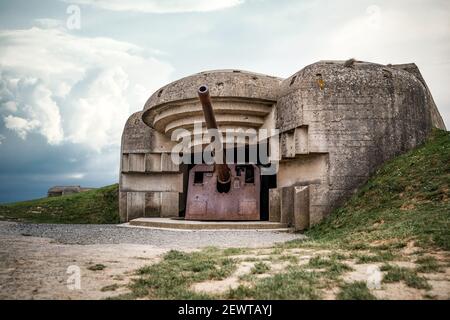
5;78;64;144
34;18;63;29
4;115;39;140
327;3;450;128
66;67;131;149
61;0;244;13
2;101;17;112
329;5;450;63
0;26;174;149
0;134;5;145
66;173;85;179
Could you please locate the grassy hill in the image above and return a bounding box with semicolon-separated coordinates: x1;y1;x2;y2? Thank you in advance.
302;128;450;251
0;184;119;224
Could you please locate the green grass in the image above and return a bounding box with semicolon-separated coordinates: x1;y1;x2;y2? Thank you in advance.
114;249;236;299
307;256;352;278
0;184;119;224
329;252;348;260
415;256;443;273
278;254;299;263
337;282;377;300
251;261;270;274
223;247;249;256
381;264;431;290
351;250;397;264
300;129;450;251
227;266;321;300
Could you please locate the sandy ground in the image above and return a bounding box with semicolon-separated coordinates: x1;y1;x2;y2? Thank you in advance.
0;234;168;299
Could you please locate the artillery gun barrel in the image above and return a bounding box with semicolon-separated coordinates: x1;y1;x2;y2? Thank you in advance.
197;85;231;192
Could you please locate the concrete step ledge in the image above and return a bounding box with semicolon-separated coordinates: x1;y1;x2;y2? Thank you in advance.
128;218;289;230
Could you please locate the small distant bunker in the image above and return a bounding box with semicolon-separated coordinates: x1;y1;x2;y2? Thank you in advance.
47;186;95;197
119;60;446;228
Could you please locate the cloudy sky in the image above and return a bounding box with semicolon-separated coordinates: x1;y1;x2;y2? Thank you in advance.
0;0;449;203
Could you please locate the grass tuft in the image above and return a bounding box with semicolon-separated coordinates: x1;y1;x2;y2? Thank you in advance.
227;266;320;300
415;256;443;273
120;248;236;299
337;281;377;300
307;256;352;277
351;250;397;264
251;261;270;274
381;264;431;290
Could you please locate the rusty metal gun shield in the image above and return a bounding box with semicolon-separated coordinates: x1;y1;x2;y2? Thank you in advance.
185;164;260;220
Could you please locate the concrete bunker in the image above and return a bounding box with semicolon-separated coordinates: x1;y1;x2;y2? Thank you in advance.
119;61;446;229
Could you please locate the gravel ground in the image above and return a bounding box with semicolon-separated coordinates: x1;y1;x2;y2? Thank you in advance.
0;221;304;248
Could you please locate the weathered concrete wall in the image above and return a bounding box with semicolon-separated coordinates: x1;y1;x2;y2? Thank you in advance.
274;60;445;226
120;62;446;225
390;63;446;130
119;111;182;222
